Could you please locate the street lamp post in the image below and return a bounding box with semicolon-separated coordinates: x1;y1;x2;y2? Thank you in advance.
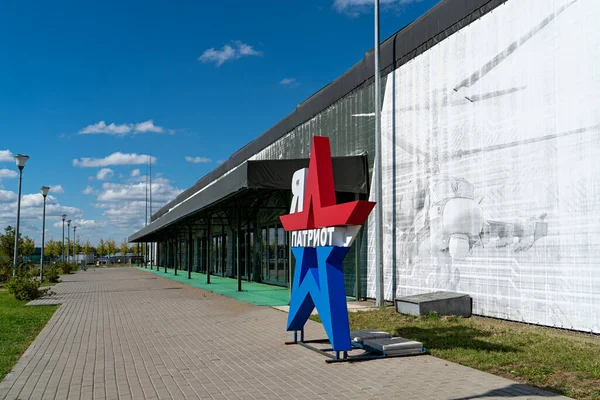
67;220;71;263
61;214;67;262
373;0;385;307
72;226;77;260
12;154;29;276
40;186;50;282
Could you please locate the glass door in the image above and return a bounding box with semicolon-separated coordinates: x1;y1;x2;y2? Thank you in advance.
221;233;227;277
212;236;218;275
260;223;288;286
268;227;277;283
277;227;287;283
248;231;254;281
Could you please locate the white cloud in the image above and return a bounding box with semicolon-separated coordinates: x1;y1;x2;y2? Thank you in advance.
20;194;58;208
79;120;165;136
82;186;97;195
333;0;421;14
49;185;64;194
0;150;13;162
198;41;262;67
130;169;141;177
52;219;100;235
73;152;156;167
97;178;182;202
91;175;182;233
199;45;235;66
0;188;102;241
185;156;212;164
79;121;131;135
42;204;82;219
101;201;151;231
96;168;114;181
0;169;18;180
0;190;16;203
134;120;164;133
279;77;299;86
0;189;83;236
235;41;262;56
72;219;102;229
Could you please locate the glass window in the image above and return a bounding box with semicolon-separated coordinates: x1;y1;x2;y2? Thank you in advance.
249;231;254;280
277;227;286;282
269;227;277;281
221;234;227;277
262;228;268;281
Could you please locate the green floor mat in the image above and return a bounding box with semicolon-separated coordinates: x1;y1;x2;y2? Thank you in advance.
135;267;290;306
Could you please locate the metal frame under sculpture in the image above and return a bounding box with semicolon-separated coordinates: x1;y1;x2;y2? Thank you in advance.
280;136;376;354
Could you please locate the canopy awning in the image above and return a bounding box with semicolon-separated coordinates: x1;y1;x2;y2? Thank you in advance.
129;155;369;243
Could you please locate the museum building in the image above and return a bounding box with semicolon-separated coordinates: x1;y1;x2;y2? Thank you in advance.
130;0;600;334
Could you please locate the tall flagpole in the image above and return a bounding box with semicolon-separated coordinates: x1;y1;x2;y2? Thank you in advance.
374;0;385;307
145;157;148;266
149;155;153;269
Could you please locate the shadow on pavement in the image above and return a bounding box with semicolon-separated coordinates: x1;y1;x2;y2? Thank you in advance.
450;383;564;399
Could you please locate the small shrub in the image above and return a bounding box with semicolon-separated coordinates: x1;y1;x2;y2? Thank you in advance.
16;263;38;280
6;277;47;301
57;262;69;274
43;264;61;283
57;262;78;275
425;311;440;321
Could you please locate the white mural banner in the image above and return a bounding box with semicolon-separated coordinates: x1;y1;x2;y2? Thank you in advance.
368;0;600;333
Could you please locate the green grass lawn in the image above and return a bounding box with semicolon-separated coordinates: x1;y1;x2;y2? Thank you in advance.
314;308;600;399
0;291;58;381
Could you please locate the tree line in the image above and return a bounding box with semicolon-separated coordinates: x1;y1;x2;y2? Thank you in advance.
42;238;138;257
0;225;138;262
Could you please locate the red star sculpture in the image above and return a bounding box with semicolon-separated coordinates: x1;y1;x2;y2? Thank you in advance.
280;136;375;231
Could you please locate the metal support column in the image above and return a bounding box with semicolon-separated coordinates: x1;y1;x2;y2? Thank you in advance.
236;210;242;292
221;223;225;278
254;213;261;282
175;235;180;276
188;226;193;280
156;241;160;271
206;218;211;284
202;230;207;273
246;216;251;282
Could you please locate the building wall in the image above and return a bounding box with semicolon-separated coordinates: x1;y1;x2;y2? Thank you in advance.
370;0;600;333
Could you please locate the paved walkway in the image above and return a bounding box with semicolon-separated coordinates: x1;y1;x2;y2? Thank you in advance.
1;268;568;400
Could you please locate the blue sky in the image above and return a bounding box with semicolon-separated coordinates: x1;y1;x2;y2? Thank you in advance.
0;0;439;246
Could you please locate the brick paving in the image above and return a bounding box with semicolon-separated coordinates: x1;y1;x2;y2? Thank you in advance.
1;268;568;400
